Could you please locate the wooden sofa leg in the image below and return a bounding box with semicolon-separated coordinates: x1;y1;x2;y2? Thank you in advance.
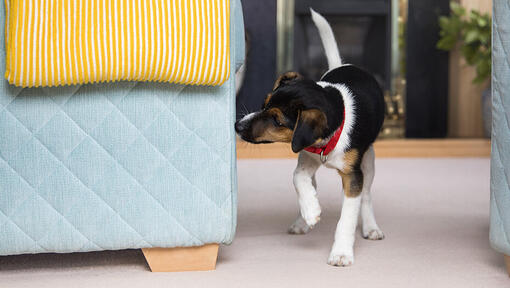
142;244;219;272
505;255;510;277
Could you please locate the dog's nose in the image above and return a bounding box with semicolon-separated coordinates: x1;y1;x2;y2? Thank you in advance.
234;121;243;133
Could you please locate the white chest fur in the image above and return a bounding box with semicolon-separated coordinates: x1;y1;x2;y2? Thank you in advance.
304;150;349;172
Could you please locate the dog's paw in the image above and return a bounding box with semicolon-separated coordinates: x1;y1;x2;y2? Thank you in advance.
362;228;385;240
288;217;312;235
299;198;321;227
327;252;354;267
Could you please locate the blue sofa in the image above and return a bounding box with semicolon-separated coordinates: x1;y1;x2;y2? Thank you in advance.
490;0;510;276
0;0;244;268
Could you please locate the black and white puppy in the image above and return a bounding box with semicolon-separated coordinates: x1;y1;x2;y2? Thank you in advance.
235;9;385;266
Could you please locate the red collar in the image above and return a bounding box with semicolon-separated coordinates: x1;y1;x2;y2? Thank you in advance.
304;109;345;158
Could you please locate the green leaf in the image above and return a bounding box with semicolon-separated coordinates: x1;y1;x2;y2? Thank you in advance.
439;16;450;30
464;30;479;44
461;45;478;65
477;17;487;27
437;0;492;82
437;36;457;50
450;2;465;16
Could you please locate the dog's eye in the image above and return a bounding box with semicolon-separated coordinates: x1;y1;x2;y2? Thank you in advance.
273;115;284;127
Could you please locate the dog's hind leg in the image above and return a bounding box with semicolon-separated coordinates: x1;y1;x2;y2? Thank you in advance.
360;146;384;240
289;152;322;233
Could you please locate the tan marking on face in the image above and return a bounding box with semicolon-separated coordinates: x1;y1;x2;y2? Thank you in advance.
252;107;293;143
267;108;286;124
273;71;302;91
264;93;273;107
300;109;327;134
254;126;293;143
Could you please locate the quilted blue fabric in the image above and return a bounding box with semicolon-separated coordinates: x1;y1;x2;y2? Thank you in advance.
0;0;244;255
490;0;510;256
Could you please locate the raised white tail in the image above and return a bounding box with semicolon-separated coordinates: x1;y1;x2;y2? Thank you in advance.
310;8;342;69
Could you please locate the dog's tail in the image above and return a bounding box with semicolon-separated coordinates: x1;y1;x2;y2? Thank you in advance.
310;8;342;69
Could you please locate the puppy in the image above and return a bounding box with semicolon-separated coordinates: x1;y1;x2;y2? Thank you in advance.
235;9;385;266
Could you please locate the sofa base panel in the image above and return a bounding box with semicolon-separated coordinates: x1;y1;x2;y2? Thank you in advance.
142;244;219;272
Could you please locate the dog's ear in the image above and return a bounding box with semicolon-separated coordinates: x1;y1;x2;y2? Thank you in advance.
273;72;303;91
291;109;327;153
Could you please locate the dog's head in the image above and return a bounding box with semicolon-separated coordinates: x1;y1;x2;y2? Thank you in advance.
235;72;343;153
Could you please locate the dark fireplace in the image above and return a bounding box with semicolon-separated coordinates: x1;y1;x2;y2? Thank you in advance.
238;0;449;138
293;0;391;91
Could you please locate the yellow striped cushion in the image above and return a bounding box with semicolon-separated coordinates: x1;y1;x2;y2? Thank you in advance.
4;0;230;87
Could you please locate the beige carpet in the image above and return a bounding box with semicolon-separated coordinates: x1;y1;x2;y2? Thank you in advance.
0;158;508;287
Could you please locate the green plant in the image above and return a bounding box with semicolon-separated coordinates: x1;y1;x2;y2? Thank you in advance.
437;2;491;84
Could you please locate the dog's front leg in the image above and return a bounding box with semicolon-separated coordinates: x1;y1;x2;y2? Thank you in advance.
328;169;363;266
291;152;322;232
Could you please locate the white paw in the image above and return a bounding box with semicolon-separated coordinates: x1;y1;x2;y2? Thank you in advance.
362;228;385;240
299;198;321;227
288;217;312;234
327;252;354;267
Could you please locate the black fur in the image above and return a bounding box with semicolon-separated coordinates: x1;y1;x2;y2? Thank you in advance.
321;65;385;154
267;79;344;152
235;64;385;155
